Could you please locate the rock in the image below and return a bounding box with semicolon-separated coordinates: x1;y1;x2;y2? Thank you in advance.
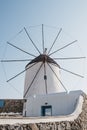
57;123;64;130
66;122;71;130
1;94;87;130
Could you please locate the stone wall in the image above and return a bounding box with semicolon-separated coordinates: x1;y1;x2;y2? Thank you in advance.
0;94;87;130
0;121;83;130
0;99;23;113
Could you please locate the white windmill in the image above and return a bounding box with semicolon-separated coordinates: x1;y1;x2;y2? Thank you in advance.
1;24;85;117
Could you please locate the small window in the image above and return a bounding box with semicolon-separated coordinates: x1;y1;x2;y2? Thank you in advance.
41;105;52;116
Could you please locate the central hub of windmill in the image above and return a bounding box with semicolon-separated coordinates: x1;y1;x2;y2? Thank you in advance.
26;54;60;67
26;48;60;68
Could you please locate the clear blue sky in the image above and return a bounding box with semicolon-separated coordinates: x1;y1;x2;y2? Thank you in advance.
0;0;87;99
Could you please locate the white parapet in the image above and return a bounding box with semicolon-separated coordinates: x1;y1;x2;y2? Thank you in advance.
23;90;84;117
0;93;84;125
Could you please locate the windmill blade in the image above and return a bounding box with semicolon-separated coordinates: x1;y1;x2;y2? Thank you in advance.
24;62;43;97
49;40;77;56
24;27;41;54
53;57;86;60
1;59;32;62
44;62;48;94
47;63;68;92
7;41;36;57
48;28;62;55
60;67;84;78
7;62;37;82
42;24;45;53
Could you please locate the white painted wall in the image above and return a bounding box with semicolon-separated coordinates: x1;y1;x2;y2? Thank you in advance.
24;62;62;98
0;95;84;124
23;90;83;117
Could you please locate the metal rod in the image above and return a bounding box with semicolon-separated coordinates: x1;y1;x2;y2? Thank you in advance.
7;62;37;82
49;40;77;56
60;67;84;78
48;28;62;55
53;57;86;60
44;63;48;94
47;63;68;92
24;62;43;97
7;41;36;57
1;59;32;62
24;27;41;54
42;24;44;53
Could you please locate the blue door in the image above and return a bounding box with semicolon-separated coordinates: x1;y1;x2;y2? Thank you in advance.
41;105;52;116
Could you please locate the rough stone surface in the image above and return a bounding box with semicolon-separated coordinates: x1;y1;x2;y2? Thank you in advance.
0;94;87;129
0;99;23;113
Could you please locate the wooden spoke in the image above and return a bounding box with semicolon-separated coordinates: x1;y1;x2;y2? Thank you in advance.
42;24;45;53
48;28;62;54
7;41;36;57
49;40;77;56
44;63;48;94
60;67;84;78
24;27;41;54
47;63;68;92
7;62;37;82
1;59;32;62
53;57;86;60
24;62;43;97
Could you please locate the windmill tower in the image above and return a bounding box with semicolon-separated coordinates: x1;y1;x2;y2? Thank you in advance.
1;24;85;117
23;26;67;99
23;51;62;98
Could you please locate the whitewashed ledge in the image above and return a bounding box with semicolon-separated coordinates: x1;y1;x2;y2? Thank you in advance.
0;95;83;125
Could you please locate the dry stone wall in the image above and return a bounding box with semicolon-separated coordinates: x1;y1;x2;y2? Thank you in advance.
0;99;23;113
0;121;83;130
0;94;87;130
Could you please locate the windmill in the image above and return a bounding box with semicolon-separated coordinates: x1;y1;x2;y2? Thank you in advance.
0;24;85;99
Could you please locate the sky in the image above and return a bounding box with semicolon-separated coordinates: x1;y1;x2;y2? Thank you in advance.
0;0;87;99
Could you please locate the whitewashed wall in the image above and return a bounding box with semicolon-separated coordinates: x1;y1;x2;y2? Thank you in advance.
24;62;62;98
23;90;83;117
